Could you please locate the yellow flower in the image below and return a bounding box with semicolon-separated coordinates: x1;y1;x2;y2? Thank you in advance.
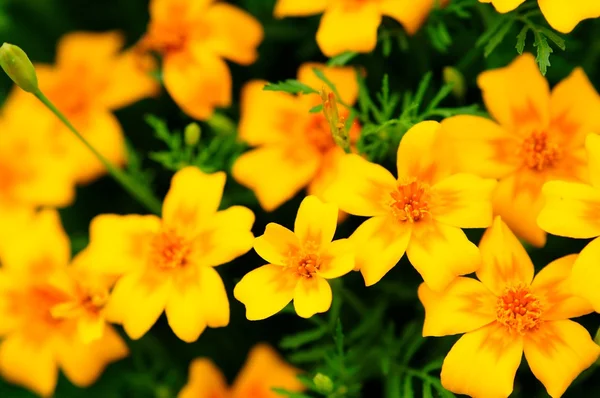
325;121;496;290
274;0;442;56
179;343;304;398
439;53;600;247
419;217;600;398
234;195;354;319
480;0;600;33
84;166;255;342
0;210;128;397
538;133;600;312
232;63;360;212
140;0;263;120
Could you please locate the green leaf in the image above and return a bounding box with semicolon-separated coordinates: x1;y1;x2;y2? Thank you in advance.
476;14;508;48
280;326;329;350
327;51;358;66
271;388;313;398
263;79;318;95
309;104;323;113
423;382;434;398
402;376;414;398
515;25;529;54
533;32;553;75
312;67;343;101
539;27;566;50
483;19;515;57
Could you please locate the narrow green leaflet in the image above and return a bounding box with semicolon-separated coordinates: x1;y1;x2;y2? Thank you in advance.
263;79;318;95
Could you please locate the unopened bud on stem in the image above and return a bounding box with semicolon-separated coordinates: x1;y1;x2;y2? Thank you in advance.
320;88;350;153
0;43;39;93
184;122;201;146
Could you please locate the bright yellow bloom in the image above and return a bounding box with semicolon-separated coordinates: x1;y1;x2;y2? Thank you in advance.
140;0;263;120
538;133;600;312
84;166;255;342
179;343;304;398
419;217;600;398
439;54;600;247
234;196;354;319
274;0;442;56
232;63;360;212
0;210;128;397
480;0;600;33
2;31;158;184
325;121;496;290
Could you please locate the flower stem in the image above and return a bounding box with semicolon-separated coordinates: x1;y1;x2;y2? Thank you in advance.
34;90;163;215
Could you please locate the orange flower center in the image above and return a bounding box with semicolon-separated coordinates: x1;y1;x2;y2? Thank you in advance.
295;253;321;278
519;131;562;171
496;284;543;334
389;179;431;223
305;114;337;153
78;287;109;315
143;22;189;54
151;229;192;270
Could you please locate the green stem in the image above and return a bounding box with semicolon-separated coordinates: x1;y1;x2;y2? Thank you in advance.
34;90;163;215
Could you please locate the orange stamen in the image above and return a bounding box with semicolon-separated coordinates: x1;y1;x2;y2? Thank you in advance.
150;228;192;270
389;179;431;223
519;131;562;171
496;284;543;334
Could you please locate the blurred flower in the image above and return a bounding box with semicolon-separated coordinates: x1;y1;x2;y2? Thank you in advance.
325;121;496;290
179;343;304;398
440;53;600;247
139;0;263;120
0;210;128;397
274;0;442;56
418;217;600;398
85;166;255;342
2;31;158;184
480;0;600;33
538;133;600;312
234;196;354;319
232;63;360;212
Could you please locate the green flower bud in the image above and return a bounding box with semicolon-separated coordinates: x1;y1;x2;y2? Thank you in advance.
313;373;334;393
443;66;466;101
0;43;39;93
184;122;201;146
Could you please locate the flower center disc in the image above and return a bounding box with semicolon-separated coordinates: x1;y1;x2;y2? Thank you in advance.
295;253;321;278
389;179;431;223
496;285;542;334
520;131;562;171
151;229;192;270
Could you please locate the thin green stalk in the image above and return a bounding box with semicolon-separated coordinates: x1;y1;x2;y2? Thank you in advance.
34;90;163;215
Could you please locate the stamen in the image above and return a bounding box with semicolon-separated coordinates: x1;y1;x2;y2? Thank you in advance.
150;228;192;270
496;284;543;334
519;131;562;171
389;179;431;223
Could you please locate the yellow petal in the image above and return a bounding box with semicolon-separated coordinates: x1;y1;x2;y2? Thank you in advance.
178;358;228;398
531;254;594;321
297;63;359;105
571;236;600;312
586;133;600;189
274;0;327;17
294;195;338;249
380;0;438;35
538;180;600;239
56;31;123;67
165;277;207;343
396;121;448;183
325;154;396;217
524;320;600;397
150;0;211;21
231;344;305;397
232;145;321;212
477;216;534;296
194;206;255;267
441;323;523;398
163;167;226;237
254;223;300;265
418;278;496;337
163;51;231;120
351;216;411;286
197;267;230;328
407;221;481;292
538;0;600;33
203;3;263;65
316;2;381;57
430;173;496;228
0;335;58;397
233;264;297;320
477;53;550;130
77;315;106;344
318;239;355;279
480;0;526;13
293;276;332;318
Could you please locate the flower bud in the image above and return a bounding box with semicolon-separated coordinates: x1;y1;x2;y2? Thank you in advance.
320;88;349;152
313;373;334;393
443;66;466;101
184;122;201;146
0;43;39;93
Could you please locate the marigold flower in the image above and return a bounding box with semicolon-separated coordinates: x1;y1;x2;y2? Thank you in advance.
480;0;600;33
325;121;496;290
274;0;442;56
232;63;360;212
234;196;354;319
0;210;128;397
538;133;600;311
418;217;600;398
139;0;263;120
84;166;255;342
439;53;600;247
179;343;304;398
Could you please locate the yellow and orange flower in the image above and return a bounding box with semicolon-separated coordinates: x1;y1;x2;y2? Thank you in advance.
419;217;600;398
179;343;304;398
480;0;600;33
139;0;263;120
84;166;255;342
0;210;128;397
232;63;360;212
234;196;354;319
274;0;443;56
439;53;600;247
2;31;158;184
538;133;600;311
325;121;496;290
